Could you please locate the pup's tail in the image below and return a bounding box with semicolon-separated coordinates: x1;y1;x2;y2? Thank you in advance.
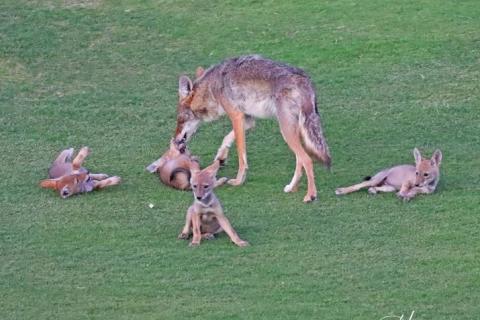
169;168;191;183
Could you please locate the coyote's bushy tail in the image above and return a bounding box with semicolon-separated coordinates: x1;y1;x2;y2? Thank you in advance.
299;98;331;169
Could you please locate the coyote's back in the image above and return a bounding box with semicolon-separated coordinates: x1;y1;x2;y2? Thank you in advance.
203;56;330;165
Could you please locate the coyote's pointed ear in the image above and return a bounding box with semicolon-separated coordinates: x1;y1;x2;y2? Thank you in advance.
40;179;59;190
178;75;193;99
431;149;442;167
413;148;422;165
204;160;221;177
195;66;205;78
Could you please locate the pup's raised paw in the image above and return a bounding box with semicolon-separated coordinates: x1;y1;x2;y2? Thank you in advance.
79;146;91;156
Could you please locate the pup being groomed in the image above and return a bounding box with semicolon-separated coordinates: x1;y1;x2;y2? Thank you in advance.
335;148;442;201
146;138;200;190
40;147;121;198
178;160;249;247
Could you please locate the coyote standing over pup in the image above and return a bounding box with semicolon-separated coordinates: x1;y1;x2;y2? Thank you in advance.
335;148;442;201
173;55;331;202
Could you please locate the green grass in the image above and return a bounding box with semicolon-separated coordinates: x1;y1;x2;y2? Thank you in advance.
1;0;479;319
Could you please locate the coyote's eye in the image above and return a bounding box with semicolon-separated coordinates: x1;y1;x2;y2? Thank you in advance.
416;172;419;176
203;185;209;189
423;173;429;177
192;185;197;188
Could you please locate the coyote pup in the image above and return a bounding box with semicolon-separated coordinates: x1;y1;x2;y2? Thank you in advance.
178;160;248;247
335;148;442;201
40;147;121;198
173;55;331;202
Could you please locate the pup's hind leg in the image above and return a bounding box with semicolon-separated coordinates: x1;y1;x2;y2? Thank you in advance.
336;170;388;195
93;176;121;189
72;147;90;170
368;185;396;194
53;148;75;165
89;173;109;180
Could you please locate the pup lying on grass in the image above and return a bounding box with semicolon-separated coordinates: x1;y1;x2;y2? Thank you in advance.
40;147;121;198
335;148;442;201
178;160;249;247
146;138;200;190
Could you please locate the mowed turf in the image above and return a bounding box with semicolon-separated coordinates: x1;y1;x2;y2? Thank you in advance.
1;0;479;319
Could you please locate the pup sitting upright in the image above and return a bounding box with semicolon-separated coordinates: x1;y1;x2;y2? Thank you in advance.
40;147;121;198
335;148;442;201
146;138;200;190
178;160;249;247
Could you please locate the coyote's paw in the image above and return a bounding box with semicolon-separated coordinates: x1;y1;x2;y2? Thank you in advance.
189;241;200;247
227;178;244;186
215;177;228;187
335;188;346;196
303;194;317;203
109;176;122;185
178;232;189;240
284;183;298;193
235;240;249;247
202;233;215;240
396;191;412;202
368;187;378;195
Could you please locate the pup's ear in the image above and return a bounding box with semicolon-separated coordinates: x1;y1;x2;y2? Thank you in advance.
40;179;59;190
431;149;442;167
204;160;221;177
195;66;205;78
178;75;193;99
413;148;422;165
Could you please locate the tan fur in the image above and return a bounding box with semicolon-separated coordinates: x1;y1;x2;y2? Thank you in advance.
40;147;121;198
335;148;442;201
178;160;248;247
146;139;200;190
173;55;331;203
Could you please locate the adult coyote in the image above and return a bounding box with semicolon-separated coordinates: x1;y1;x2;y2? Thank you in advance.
174;55;331;202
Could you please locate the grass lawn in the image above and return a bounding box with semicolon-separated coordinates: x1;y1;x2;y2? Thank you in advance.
1;0;479;319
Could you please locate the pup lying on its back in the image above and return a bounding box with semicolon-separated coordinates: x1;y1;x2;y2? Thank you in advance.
335;148;442;201
146;139;200;190
40;147;121;198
